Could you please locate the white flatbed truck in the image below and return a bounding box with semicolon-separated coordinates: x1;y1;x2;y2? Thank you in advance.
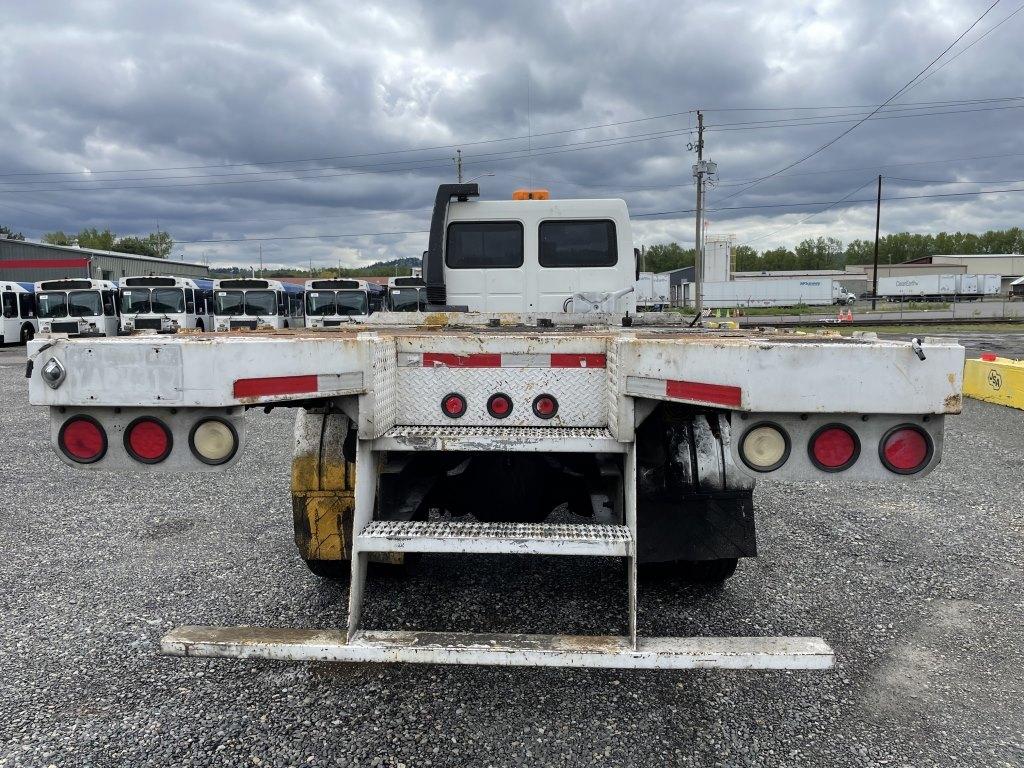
26;184;965;670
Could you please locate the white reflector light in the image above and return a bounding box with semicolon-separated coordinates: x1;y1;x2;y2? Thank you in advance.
189;419;238;465
740;423;790;472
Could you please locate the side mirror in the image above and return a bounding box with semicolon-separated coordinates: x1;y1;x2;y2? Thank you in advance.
634;248;641;281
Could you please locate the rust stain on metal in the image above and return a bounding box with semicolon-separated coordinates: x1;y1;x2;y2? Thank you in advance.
944;392;963;413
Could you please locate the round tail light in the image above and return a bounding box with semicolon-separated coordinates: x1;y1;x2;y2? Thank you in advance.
740;422;790;472
124;417;173;464
189;418;239;465
532;394;558;419
487;393;512;419
879;425;932;474
59;416;107;464
809;424;860;472
441;393;466;418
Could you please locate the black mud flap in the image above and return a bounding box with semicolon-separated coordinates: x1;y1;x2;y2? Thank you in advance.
635;403;757;563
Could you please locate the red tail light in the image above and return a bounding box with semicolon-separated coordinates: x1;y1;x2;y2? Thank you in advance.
487;393;512;419
809;424;860;472
880;425;932;474
441;393;467;418
532;394;558;419
59;416;107;464
124;417;173;464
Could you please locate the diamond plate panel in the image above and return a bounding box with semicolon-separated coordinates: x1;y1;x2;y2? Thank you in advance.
395;367;608;426
369;336;397;437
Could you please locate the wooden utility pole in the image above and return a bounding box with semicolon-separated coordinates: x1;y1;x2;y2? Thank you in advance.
871;175;882;310
454;149;463;183
693;111;704;317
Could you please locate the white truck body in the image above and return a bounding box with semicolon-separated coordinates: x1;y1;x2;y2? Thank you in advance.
25;183;965;671
34;278;120;337
701;278;853;308
119;276;214;334
634;272;671;310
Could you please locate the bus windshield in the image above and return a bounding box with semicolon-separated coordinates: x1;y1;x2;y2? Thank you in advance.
336;291;368;315
152;288;185;313
214;291;244;316
120;289;151;314
305;291;335;316
389;288;425;312
245;290;277;316
36;292;68;318
69;291;103;317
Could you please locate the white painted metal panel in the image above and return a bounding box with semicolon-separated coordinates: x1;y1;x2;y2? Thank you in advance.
162;627;835;670
373;425;626;453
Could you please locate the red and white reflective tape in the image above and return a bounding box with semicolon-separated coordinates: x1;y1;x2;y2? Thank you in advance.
625;375;743;408
399;352;607;369
233;372;362;399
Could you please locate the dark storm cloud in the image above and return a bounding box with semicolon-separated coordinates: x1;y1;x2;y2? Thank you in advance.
1;0;1022;268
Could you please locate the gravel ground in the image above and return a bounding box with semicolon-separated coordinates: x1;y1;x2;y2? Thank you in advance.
0;337;1022;768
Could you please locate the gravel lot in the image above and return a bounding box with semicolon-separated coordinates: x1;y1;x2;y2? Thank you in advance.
1;337;1022;768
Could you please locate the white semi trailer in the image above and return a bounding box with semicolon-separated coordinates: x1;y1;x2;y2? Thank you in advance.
634;272;671;310
874;274;1002;301
700;278;855;308
26;184;964;670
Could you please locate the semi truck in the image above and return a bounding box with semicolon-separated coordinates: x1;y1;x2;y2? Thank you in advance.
700;278;855;308
26;184;965;670
634;272;671;310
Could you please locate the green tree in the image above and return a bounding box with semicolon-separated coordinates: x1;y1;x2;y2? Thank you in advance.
111;236;152;256
732;245;760;271
76;227;117;251
642;243;695;272
0;225;25;240
42;230;75;246
145;230;173;259
111;230;174;259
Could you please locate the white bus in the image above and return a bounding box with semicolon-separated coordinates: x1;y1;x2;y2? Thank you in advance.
212;278;305;331
119;276;215;334
34;278;120;337
386;275;427;312
1;282;38;345
304;278;385;327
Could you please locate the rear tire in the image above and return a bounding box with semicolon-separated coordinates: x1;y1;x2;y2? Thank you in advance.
195;320;204;331
303;558;350;580
676;557;739;583
20;324;34;344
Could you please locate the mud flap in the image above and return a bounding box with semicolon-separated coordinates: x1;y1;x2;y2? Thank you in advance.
635;405;756;563
291;409;400;565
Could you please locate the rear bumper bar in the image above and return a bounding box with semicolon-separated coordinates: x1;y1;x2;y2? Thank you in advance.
162;626;834;670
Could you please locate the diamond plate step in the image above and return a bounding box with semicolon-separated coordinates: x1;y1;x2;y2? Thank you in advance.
373;425;626;453
162;627;835;670
355;520;632;556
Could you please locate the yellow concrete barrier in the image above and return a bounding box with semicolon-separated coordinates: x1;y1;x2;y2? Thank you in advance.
963;355;1024;410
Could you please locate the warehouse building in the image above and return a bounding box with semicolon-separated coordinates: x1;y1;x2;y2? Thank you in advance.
0;238;210;283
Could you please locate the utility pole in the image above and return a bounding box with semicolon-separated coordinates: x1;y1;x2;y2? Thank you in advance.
259;244;264;277
692;111;706;317
454;149;463;183
871;174;882;310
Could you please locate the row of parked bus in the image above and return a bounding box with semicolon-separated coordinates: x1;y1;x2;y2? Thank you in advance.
1;275;427;345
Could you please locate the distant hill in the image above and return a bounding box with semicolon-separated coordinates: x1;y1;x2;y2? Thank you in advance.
211;255;423;279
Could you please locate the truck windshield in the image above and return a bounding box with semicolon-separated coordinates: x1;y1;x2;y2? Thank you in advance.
305;291;335;316
389;288;425;312
245;290;277;316
214;291;244;316
336;291;368;315
120;289;151;314
36;292;68;318
68;291;102;317
152;288;186;313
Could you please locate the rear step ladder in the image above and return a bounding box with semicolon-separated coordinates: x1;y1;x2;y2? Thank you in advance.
164;429;834;670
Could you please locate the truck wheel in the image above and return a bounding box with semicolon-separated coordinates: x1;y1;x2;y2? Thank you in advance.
674;557;738;583
20;324;34;344
303;558;350;580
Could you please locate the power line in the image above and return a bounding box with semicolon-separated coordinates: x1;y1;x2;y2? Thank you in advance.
178;229;430;244
714;1;1003;204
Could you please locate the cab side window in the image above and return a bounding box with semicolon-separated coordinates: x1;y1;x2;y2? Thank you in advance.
103;290;117;316
446;222;524;268
539;220;617;268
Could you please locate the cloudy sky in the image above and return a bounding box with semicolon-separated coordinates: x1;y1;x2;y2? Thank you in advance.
1;0;1022;269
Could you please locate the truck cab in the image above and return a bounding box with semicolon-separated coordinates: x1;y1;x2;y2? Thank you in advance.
34;278;119;337
424;186;637;314
304;279;384;326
